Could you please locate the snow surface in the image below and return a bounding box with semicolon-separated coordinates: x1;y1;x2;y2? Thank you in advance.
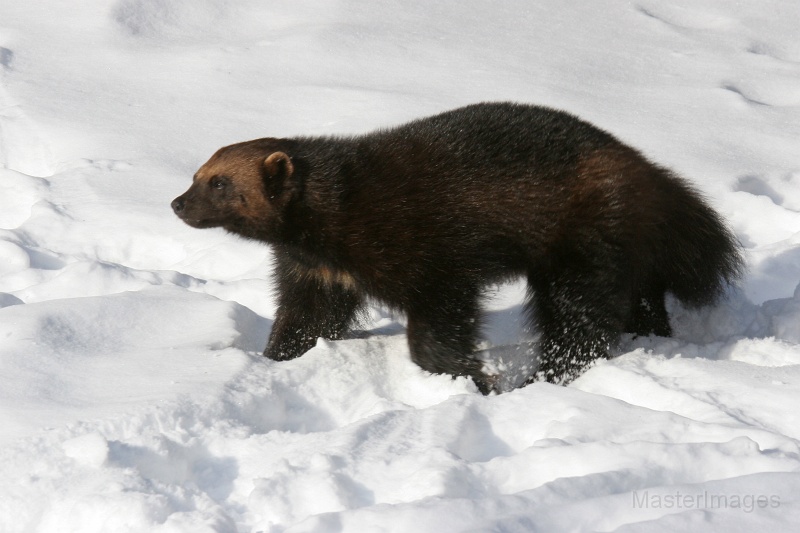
1;0;800;531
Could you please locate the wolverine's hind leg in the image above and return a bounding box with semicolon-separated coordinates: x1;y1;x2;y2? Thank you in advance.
523;262;630;385
626;285;671;337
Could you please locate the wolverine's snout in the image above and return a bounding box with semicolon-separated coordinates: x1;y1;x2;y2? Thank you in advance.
171;196;186;215
171;188;221;229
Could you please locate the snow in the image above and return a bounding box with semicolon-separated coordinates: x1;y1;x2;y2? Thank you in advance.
1;0;800;531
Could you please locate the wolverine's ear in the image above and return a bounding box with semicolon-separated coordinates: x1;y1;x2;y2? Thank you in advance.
263;152;294;179
262;152;296;199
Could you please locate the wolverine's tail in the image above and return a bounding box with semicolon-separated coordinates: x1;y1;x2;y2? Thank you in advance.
657;176;745;307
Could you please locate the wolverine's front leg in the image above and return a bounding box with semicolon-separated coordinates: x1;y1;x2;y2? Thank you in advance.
265;254;363;361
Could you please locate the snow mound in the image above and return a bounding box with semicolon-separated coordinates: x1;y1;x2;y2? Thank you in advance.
0;288;256;444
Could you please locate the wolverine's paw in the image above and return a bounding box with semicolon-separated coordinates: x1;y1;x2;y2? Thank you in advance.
526;357;606;387
472;372;501;395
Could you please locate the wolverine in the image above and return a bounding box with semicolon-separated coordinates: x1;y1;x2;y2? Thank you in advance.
172;102;744;394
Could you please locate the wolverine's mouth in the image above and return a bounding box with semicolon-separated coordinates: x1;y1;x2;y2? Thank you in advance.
180;217;222;229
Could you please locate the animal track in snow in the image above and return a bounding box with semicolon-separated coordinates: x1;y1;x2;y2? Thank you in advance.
734;175;783;205
722;79;800;108
734;173;800;212
0;47;13;70
721;83;770;107
746;41;800;64
636;3;735;31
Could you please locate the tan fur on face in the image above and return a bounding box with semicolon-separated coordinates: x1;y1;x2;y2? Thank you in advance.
193;146;288;221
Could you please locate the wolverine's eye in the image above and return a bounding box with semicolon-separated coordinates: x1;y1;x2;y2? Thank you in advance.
210;176;230;191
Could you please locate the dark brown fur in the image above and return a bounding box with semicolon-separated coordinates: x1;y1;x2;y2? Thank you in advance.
172;102;744;393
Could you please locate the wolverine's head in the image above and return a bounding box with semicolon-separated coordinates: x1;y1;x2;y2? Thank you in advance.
172;139;298;239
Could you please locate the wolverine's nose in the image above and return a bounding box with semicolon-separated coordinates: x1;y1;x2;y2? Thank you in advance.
171;197;185;214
